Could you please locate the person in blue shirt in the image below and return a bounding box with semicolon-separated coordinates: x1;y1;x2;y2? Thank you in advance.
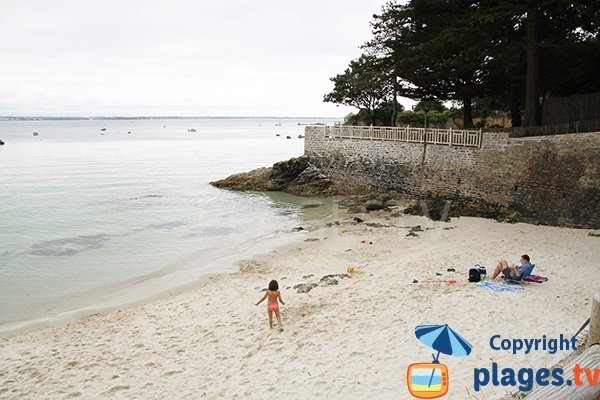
492;254;532;280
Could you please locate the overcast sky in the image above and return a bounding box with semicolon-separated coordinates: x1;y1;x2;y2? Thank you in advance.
0;0;407;117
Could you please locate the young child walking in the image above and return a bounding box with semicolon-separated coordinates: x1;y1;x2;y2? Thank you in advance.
256;280;285;331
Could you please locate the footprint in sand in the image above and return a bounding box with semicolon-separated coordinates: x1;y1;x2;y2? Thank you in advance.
163;370;183;377
101;385;130;395
239;260;271;274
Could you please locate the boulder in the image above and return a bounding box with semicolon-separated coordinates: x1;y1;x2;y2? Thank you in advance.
364;199;385;211
403;200;450;221
347;206;367;214
287;165;333;195
210;156;340;196
302;203;322;209
384;199;399;207
269;157;310;184
403;197;522;223
319;276;338;286
209;167;274;191
293;283;317;293
338;198;358;207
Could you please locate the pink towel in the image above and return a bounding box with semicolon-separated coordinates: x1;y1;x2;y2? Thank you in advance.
523;274;548;283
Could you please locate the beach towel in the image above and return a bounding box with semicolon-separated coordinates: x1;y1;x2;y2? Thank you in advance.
523;274;548;283
477;281;524;292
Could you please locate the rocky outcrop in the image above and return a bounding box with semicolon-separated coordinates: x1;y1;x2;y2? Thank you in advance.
292;273;352;293
403;197;521;223
210;156;532;224
364;199;385;211
210;156;368;196
335;192;405;214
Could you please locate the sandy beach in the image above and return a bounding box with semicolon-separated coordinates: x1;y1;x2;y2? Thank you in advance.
1;212;599;399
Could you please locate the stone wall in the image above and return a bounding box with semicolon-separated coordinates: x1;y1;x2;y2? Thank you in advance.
304;126;600;228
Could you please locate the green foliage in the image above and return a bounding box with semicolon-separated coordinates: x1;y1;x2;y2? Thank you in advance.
397;109;453;128
413;98;446;113
325;0;600;128
428;110;453;127
396;110;424;127
345;101;405;126
323;55;392;125
541;38;600;96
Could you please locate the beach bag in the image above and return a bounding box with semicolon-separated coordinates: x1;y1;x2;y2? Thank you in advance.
469;264;486;282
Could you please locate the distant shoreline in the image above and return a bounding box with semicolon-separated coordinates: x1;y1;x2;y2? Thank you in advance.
0;116;342;121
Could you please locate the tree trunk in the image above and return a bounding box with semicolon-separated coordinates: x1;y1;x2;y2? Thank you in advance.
463;95;474;128
391;82;398;127
523;1;540;127
368;109;376;126
510;82;522;127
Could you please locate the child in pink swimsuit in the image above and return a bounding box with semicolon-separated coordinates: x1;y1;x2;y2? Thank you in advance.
256;280;285;331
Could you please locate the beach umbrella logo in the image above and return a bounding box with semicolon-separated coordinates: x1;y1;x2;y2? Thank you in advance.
406;324;473;399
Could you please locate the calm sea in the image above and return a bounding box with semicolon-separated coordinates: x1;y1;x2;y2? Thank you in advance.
0;117;339;332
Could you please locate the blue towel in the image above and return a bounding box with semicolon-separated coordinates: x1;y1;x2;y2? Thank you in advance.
477;281;524;292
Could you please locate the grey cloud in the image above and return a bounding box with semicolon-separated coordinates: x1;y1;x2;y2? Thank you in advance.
0;0;391;117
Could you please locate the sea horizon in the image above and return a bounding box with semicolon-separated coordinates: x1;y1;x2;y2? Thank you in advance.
0;115;344;121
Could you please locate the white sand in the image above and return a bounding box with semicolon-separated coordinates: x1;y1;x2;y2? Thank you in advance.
1;213;599;399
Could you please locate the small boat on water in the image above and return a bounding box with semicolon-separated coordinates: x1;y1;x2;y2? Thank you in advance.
298;134;305;139
187;128;197;132
100;128;107;131
0;139;5;145
32;131;39;136
286;136;292;139
275;133;281;137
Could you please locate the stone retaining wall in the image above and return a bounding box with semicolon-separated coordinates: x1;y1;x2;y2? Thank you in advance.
304;126;600;228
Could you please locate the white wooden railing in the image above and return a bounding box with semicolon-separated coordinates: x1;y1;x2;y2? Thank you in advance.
319;125;482;148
